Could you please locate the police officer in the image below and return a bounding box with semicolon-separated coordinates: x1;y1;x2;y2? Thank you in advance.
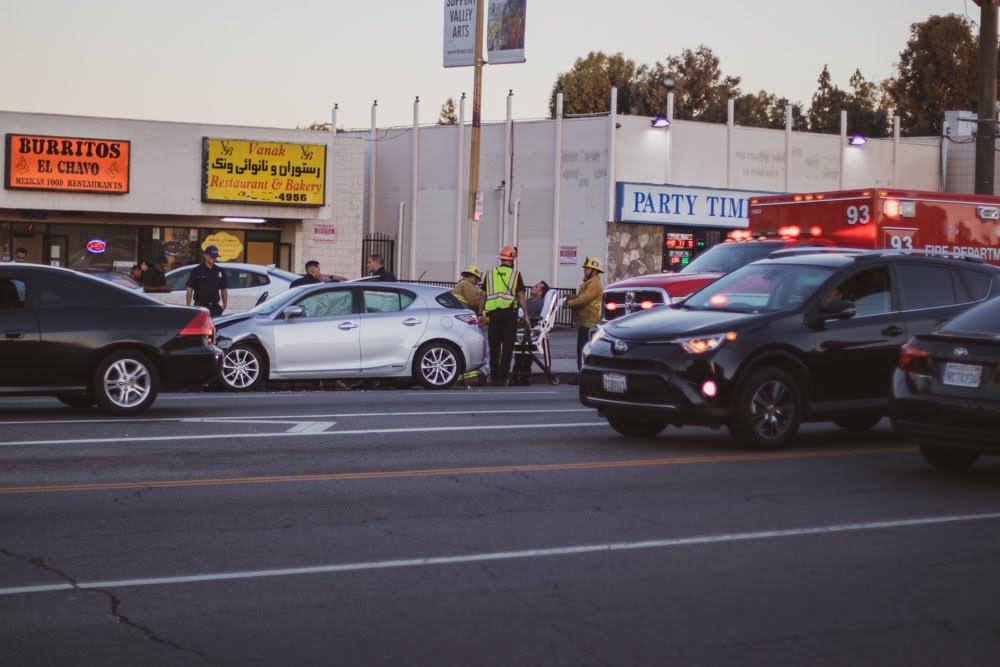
563;256;604;384
185;245;228;316
483;246;530;387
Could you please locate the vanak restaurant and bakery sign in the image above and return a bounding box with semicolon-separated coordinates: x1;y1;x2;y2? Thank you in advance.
5;134;130;194
202;138;326;206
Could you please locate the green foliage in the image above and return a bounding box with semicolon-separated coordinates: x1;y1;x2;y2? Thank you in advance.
438;97;458;125
884;13;979;136
733;92;808;131
548;52;637;117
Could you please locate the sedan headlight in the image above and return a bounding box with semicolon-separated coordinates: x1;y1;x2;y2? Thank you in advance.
671;331;737;354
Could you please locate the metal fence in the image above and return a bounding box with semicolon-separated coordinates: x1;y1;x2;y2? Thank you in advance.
405;280;576;327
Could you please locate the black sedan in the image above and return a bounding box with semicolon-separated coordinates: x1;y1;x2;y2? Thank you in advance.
0;264;222;414
580;249;1000;449
890;295;1000;470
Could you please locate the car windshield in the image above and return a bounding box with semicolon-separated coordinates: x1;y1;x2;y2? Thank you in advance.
268;267;302;282
246;285;314;315
679;242;781;274
682;263;836;313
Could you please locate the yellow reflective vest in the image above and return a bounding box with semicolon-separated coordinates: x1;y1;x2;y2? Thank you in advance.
484;266;522;312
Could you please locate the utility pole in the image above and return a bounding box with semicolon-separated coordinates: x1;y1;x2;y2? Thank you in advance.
974;0;998;195
467;0;485;261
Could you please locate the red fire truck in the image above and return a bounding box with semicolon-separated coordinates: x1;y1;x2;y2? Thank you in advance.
748;188;1000;266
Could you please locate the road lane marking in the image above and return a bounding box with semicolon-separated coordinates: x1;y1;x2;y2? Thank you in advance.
0;408;592;427
1;509;995;597
0;447;913;495
0;421;607;448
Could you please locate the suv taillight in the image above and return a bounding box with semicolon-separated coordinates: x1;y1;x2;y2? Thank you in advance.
180;311;215;342
898;343;928;371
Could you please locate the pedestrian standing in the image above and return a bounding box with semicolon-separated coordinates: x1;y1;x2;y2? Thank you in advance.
142;255;171;293
367;254;397;282
185;245;228;316
562;256;604;385
483;246;530;387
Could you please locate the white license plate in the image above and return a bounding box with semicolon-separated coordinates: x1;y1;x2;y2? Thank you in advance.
603;372;627;394
943;362;982;388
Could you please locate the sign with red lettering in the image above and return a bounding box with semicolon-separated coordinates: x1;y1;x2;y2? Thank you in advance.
86;239;108;254
202;138;327;206
5;134;130;194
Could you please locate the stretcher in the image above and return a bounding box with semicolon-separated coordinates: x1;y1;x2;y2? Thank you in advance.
510;291;561;386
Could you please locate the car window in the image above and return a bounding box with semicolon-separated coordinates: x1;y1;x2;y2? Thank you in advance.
224;268;260;290
897;264;962;310
363;289;415;313
0;278;25;309
824;266;893;316
296;289;354;318
685;263;835;312
166;269;190;291
680;243;779;274
941;295;1000;333
35;273;135;308
436;292;465;309
959;268;993;301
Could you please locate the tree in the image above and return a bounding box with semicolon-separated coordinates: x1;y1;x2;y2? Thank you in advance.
438;97;458;125
548;51;638;117
632;46;741;123
807;66;852;133
884;13;979;136
733;91;808;130
844;70;890;138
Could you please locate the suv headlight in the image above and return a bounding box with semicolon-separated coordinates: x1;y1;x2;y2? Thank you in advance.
583;326;607;357
671;331;737;354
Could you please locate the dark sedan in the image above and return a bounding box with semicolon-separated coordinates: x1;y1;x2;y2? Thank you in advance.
0;264;222;414
890;295;1000;470
580;249;1000;449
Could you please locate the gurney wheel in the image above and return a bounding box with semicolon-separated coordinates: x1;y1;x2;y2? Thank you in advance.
549;376;561;386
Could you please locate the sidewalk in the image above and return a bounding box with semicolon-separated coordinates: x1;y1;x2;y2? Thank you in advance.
528;325;579;381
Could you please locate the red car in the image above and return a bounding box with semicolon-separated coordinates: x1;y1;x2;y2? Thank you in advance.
601;235;829;322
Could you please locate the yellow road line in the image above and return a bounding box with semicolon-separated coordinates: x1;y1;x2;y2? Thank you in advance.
0;447;914;495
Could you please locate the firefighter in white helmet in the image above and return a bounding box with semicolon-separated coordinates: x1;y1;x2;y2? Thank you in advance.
563;256;604;385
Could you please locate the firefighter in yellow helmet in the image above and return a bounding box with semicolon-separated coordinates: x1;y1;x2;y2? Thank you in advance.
563;256;604;384
483;246;530;386
452;265;484;316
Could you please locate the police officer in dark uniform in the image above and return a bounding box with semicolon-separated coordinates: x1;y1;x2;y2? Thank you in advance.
185;245;228;316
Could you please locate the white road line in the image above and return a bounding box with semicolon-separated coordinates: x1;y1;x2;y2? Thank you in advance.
3;511;998;597
0;408;592;427
286;422;337;434
0;421;607;447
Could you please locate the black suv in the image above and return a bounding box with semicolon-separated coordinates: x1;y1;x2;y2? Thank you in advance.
579;249;1000;449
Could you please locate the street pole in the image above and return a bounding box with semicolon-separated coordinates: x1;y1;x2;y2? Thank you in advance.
975;0;998;195
467;0;485;262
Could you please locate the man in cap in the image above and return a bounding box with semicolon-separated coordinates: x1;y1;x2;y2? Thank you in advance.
185;245;228;316
483;246;530;387
141;255;172;293
562;256;605;384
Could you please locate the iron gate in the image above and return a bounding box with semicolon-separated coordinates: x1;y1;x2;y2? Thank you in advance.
361;233;395;278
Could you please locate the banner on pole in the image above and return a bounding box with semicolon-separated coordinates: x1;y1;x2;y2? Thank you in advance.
443;0;477;68
486;0;526;65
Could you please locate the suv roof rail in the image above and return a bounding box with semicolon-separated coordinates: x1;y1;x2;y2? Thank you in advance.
767;247;865;259
852;249;986;264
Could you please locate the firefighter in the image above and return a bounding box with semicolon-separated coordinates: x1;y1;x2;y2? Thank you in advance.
563;256;604;385
452;265;484;315
483;246;530;387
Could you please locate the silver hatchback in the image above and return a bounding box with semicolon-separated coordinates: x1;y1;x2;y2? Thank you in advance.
213;282;484;390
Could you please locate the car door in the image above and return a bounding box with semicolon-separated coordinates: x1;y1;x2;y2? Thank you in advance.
895;263;978;338
0;275;41;388
270;286;360;377
358;287;428;373
808;264;904;402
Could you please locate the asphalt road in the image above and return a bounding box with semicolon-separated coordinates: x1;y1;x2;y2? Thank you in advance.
1;388;999;666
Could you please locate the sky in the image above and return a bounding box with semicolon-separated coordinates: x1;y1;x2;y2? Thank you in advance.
0;0;980;131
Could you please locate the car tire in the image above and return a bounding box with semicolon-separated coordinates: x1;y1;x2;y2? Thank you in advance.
413;342;461;389
221;345;266;392
92;350;159;415
729;367;801;450
607;415;667;438
57;392;94;409
919;445;979;471
833;412;882;432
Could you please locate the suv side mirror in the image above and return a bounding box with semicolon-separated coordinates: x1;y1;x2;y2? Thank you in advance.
283;305;303;320
819;299;856;320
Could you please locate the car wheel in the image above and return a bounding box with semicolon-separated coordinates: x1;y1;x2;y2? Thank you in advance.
57;392;94;409
221;345;265;392
729;367;801;450
607;415;667;437
92;351;159;415
919;445;979;471
833;412;882;432
414;342;460;389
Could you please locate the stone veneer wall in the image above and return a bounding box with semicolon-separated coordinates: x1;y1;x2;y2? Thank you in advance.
606;222;664;283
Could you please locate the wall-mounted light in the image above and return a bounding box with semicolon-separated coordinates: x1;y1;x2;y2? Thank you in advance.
651;116;671;128
220;217;266;224
848;134;867;146
651;77;676;129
